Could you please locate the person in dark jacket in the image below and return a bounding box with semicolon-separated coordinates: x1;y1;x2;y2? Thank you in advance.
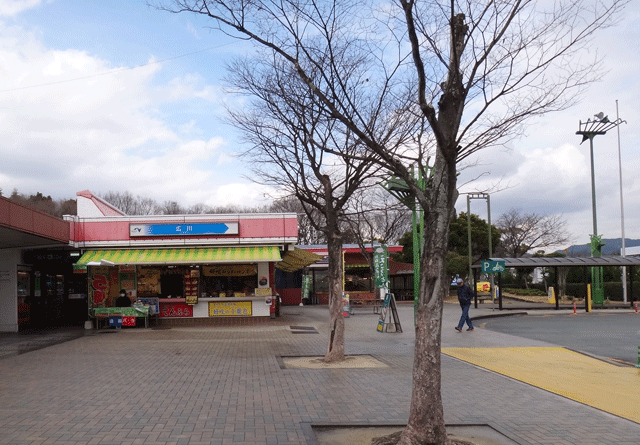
115;289;131;307
455;278;474;332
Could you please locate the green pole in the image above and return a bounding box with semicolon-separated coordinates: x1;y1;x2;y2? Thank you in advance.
467;196;472;284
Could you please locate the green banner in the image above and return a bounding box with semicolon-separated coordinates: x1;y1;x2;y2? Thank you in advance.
301;275;311;300
373;246;389;288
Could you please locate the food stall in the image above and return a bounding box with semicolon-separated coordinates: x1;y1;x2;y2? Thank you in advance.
68;191;297;326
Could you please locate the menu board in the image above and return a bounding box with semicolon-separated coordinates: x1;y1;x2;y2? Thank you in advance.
184;274;199;304
137;268;162;296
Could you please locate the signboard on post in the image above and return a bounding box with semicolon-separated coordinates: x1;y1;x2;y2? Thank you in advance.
342;293;350;318
481;260;506;274
374;246;389;288
376;293;402;333
376;293;391;332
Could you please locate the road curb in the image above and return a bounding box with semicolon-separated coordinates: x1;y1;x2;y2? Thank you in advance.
471;311;528;321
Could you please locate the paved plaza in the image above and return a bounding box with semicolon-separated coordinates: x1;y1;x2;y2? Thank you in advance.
0;303;639;444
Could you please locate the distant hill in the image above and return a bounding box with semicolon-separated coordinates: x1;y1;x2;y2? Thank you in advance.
560;239;640;256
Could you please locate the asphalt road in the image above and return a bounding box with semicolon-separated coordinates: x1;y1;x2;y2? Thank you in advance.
478;311;640;366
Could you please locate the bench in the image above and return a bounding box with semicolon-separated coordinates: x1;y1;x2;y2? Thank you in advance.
476;295;493;304
348;298;383;314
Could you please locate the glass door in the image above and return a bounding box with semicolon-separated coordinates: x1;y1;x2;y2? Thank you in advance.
17;270;31;328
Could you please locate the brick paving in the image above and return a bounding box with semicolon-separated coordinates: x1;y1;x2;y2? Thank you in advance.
0;304;638;444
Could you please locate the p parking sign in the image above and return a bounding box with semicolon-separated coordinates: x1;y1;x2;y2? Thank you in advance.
481;260;506;274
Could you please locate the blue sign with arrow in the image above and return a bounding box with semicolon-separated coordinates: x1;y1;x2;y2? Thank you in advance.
130;222;239;237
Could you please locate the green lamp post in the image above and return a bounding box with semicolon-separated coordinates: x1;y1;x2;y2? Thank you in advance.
384;166;427;319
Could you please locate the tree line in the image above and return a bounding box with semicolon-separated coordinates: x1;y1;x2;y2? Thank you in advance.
2;188;76;218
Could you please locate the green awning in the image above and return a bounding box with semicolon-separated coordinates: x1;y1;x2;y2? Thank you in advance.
76;246;281;267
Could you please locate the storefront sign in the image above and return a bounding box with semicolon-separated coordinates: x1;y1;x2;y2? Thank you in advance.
203;264;257;277
255;287;271;297
160;302;193;318
130;222;239;237
209;301;252;316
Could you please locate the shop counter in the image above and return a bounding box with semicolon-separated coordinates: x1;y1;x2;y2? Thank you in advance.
91;306;150;328
193;296;271;318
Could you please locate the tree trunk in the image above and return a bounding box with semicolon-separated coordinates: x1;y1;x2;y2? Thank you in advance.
397;147;458;445
559;267;568;297
400;287;446;444
324;232;345;362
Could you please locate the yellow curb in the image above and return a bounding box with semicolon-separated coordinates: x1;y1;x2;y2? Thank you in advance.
443;347;640;423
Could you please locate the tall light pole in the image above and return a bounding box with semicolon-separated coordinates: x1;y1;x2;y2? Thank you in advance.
576;112;625;304
467;192;493;303
615;100;628;303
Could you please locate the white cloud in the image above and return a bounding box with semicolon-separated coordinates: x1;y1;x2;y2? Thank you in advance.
207;183;276;208
0;18;264;210
0;0;42;18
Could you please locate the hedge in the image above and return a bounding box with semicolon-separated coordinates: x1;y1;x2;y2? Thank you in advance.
503;282;640;301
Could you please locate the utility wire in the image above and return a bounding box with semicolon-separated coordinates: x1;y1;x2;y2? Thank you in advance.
0;43;232;93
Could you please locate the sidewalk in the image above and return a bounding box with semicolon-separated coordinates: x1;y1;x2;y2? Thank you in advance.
0;304;638;444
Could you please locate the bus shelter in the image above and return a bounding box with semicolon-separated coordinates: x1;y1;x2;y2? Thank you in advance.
471;256;640;311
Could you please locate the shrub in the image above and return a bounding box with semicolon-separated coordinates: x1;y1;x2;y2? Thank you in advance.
503;287;547;297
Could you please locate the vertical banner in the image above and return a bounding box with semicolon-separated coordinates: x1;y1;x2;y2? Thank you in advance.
373;245;389;289
89;267;109;308
301;275;311;302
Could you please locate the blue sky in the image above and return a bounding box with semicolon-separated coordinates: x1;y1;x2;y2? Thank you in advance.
1;0;639;250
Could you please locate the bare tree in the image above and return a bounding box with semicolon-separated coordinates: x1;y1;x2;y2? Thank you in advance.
496;208;572;257
160;0;627;443
346;185;412;246
101;191;158;215
225;56;386;361
270;196;327;245
344;185;412;295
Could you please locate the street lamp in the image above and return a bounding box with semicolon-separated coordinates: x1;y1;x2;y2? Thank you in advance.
576;111;625;304
466;192;494;308
384;166;426;320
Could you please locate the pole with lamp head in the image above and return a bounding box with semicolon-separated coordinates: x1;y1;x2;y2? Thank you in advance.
576;112;625;304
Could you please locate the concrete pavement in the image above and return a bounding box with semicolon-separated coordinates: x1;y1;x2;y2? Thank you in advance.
0;303;639;444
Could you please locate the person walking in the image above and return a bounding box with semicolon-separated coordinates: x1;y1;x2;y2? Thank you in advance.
455;278;474;332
